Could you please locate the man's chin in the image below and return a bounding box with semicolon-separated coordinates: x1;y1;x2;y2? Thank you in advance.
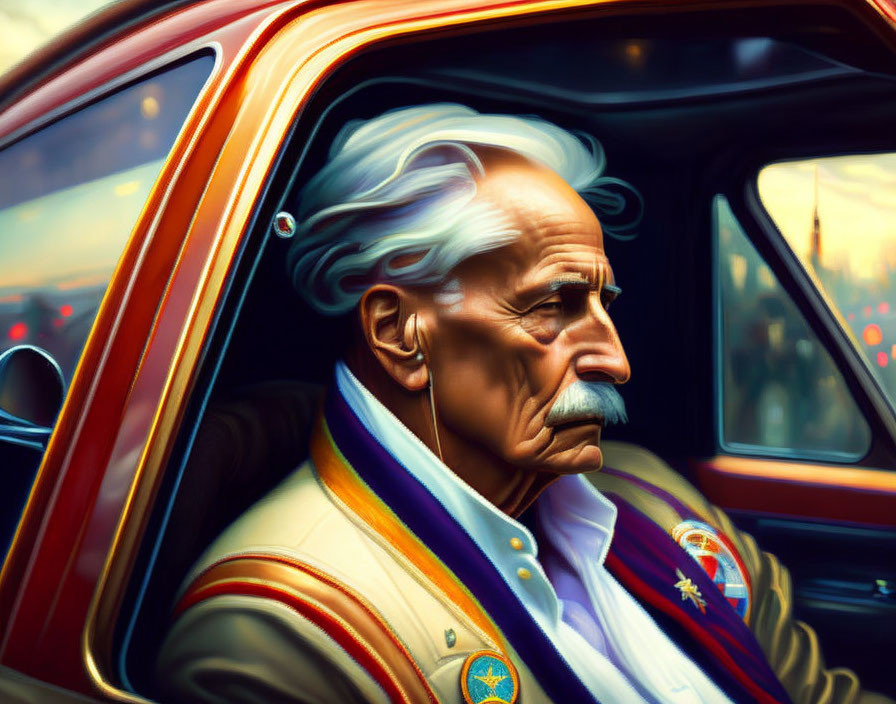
559;447;604;474
543;426;605;474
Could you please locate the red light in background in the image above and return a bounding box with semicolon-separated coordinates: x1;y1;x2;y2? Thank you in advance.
863;324;883;346
848;313;855;321
8;322;27;341
863;305;873;317
879;302;891;315
877;352;889;367
60;304;73;317
52;318;64;328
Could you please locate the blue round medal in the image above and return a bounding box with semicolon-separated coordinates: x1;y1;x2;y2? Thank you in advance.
461;650;519;704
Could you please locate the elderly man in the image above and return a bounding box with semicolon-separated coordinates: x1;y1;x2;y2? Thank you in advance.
158;105;886;704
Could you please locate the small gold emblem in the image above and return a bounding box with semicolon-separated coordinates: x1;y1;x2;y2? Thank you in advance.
474;664;507;690
674;568;707;614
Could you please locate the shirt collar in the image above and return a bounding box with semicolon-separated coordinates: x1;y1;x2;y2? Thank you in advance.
334;361;617;586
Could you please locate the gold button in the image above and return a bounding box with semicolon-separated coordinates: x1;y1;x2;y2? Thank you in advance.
517;567;531;580
510;537;524;551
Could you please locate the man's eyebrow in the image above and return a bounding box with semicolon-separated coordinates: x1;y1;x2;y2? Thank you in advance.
546;276;592;293
516;275;622;305
546;278;623;297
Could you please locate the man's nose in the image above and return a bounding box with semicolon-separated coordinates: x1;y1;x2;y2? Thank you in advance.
568;294;631;384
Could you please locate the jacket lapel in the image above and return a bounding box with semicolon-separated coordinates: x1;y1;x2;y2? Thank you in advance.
318;388;602;704
604;495;791;704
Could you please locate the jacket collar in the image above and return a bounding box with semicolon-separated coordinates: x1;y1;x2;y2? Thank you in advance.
315;368;605;704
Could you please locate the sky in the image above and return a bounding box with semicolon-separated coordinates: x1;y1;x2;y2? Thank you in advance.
759;154;896;281
0;160;162;295
0;0;112;77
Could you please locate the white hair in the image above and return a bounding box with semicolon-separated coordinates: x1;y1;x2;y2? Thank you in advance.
288;103;639;315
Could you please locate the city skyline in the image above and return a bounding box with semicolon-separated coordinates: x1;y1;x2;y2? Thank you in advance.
759;153;896;281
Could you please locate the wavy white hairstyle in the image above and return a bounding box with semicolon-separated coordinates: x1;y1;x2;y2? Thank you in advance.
288;104;639;315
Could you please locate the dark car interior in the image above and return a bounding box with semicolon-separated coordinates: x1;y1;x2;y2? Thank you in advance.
109;3;896;698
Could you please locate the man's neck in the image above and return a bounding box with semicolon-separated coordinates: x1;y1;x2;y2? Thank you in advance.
344;354;556;517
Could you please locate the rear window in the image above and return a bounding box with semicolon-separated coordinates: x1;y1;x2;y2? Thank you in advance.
0;53;214;383
0;52;213;561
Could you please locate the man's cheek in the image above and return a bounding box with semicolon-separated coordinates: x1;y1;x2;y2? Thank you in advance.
438;360;518;440
435;317;519;382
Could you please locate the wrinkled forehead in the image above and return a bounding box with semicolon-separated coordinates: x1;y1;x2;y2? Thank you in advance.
458;159;611;288
477;157;604;242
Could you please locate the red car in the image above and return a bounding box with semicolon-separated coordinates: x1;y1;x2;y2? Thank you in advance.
1;0;894;700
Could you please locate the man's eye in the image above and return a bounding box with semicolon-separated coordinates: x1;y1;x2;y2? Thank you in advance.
532;299;563;314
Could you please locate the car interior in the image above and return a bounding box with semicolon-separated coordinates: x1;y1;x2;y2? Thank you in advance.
100;3;896;698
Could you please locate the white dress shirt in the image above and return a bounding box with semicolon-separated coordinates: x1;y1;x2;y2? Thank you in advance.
335;361;733;704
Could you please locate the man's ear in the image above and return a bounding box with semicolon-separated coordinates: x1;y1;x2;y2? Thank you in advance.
359;285;429;392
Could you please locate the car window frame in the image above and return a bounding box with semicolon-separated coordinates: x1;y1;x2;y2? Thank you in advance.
0;46;220;550
712;192;874;463
0;36;223;693
717;175;896;469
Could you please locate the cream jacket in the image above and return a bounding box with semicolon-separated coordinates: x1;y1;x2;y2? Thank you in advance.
157;442;892;704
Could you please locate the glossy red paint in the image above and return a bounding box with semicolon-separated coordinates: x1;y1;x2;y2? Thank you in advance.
871;0;896;21
0;1;294;140
0;2;294;689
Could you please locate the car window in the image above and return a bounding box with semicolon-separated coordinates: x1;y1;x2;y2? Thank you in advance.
715;194;871;459
758;153;896;413
0;53;213;384
0;53;213;561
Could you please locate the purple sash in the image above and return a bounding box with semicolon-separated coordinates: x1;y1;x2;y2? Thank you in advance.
324;388;603;703
605;492;791;704
325;384;790;703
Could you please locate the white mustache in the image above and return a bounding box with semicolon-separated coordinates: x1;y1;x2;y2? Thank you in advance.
545;381;628;427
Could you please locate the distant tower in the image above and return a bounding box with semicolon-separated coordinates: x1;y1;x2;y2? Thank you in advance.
809;165;822;272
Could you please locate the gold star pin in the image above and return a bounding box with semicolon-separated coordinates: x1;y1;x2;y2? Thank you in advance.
674;568;707;614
